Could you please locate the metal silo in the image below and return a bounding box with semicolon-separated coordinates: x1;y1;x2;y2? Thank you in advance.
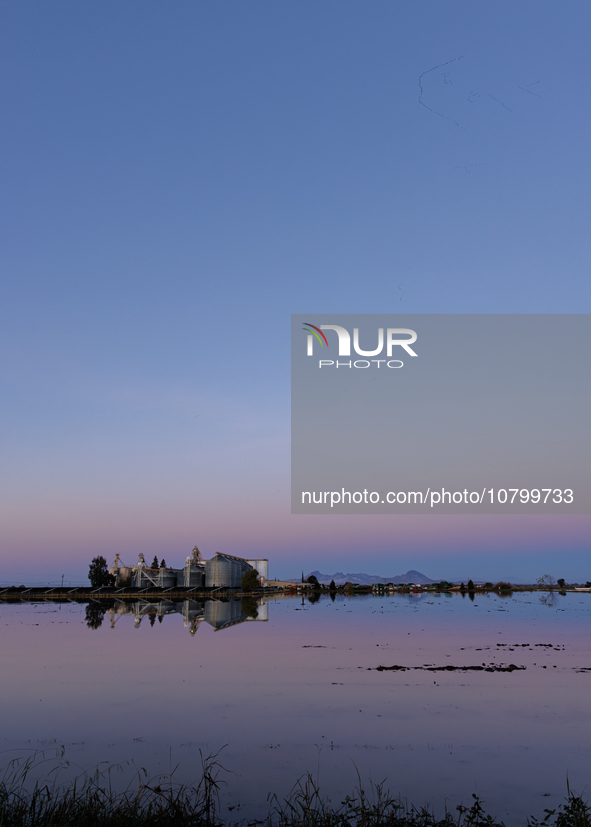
183;556;205;588
205;553;253;588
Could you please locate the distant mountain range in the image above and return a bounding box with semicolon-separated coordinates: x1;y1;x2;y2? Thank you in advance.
306;570;437;586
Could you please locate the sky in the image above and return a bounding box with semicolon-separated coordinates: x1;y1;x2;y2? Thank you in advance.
1;1;590;585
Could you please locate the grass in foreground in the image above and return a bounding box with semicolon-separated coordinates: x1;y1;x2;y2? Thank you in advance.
0;751;589;827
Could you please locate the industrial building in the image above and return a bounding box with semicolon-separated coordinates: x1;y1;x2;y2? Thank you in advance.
109;549;268;590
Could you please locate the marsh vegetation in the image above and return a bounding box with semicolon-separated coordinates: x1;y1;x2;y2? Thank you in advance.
1;752;589;827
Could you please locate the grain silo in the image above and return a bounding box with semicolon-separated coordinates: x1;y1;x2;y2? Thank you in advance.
183;556;206;588
133;554;180;588
205;553;253;588
246;559;268;583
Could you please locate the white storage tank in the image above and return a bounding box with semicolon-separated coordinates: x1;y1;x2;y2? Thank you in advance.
246;559;268;583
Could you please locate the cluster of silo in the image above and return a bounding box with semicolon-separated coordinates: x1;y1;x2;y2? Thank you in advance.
108;550;266;590
133;558;178;588
205;553;254;588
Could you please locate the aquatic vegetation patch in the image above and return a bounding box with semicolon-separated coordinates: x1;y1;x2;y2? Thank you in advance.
0;752;589;827
372;664;526;673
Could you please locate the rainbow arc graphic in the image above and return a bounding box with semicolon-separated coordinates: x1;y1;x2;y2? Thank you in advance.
302;322;328;347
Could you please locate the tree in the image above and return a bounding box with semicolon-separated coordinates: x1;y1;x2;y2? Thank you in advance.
329;579;336;591
306;574;320;588
151;556;159;569
88;556;115;588
557;578;566;589
160;558;167;568
467;579;475;590
242;568;259;592
537;574;556;588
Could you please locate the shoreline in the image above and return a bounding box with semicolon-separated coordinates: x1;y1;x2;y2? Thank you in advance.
0;584;586;602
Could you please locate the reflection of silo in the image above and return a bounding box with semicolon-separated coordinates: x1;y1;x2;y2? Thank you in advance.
205;554;251;588
256;600;269;621
204;599;244;629
246;559;268;581
182;599;205;624
182;599;205;634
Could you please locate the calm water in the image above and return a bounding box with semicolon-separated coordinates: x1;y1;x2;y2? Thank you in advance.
1;591;590;824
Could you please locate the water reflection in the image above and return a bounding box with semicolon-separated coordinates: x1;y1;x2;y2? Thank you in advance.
2;591;591;827
538;590;568;607
84;601;106;629
97;597;268;633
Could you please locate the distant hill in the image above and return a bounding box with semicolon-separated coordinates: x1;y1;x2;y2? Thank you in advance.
306;570;437;586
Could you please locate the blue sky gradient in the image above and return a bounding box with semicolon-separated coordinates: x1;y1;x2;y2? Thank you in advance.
1;2;590;583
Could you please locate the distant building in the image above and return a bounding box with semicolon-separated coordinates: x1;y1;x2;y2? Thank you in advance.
109;550;268;590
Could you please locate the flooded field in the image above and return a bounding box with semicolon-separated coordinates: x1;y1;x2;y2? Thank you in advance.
1;591;590;825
